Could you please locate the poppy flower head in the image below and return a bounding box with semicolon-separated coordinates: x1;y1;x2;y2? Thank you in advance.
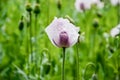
45;17;79;48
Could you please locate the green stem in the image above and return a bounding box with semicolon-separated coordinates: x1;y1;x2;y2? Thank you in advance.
35;14;37;45
62;47;65;80
118;0;120;23
34;13;38;75
117;37;120;79
27;29;30;78
76;42;79;80
26;13;30;79
117;1;120;79
57;0;62;17
47;0;49;25
117;56;120;80
29;12;33;63
27;11;33;77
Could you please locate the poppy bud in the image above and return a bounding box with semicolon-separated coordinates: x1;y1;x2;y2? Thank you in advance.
108;46;114;53
26;3;32;12
97;12;102;18
57;0;62;10
34;3;40;14
118;67;120;73
42;63;51;75
51;60;56;67
91;73;98;80
93;19;99;28
36;0;40;3
18;16;24;31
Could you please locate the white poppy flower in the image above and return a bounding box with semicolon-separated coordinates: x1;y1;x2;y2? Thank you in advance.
110;24;120;37
95;1;104;9
110;0;120;6
74;0;104;12
45;17;80;48
90;0;104;9
75;0;92;12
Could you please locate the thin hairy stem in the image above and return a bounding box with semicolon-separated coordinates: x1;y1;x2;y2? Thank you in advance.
117;2;120;79
34;13;38;74
62;47;65;80
76;42;79;80
29;12;33;63
26;13;30;78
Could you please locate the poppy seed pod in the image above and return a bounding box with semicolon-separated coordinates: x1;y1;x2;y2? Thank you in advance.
57;0;62;10
42;63;51;75
93;19;99;28
19;21;24;31
45;17;79;48
18;16;24;31
34;3;40;14
108;46;114;53
36;0;40;3
26;3;32;12
97;12;102;18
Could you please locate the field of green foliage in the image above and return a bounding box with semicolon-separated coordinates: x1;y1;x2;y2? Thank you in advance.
0;0;120;80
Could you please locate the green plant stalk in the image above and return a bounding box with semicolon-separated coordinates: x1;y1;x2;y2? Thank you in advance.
34;13;38;75
118;2;120;79
27;27;30;78
93;31;97;65
62;47;65;80
47;0;50;25
76;42;79;80
34;15;37;47
118;1;120;23
29;12;33;63
26;14;30;78
57;0;62;17
27;11;33;77
34;14;37;52
117;37;120;79
118;56;120;80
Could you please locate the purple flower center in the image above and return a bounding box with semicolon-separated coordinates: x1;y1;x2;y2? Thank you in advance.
80;3;85;10
59;31;69;47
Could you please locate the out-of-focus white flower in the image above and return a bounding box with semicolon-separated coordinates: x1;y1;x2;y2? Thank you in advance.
75;0;92;12
110;24;120;37
45;17;80;48
110;0;120;6
95;1;104;9
90;0;104;9
74;0;104;12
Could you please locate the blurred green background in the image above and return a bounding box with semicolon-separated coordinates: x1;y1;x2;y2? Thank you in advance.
0;0;120;80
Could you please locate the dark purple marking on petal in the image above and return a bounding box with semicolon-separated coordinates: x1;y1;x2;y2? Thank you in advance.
53;39;60;47
59;31;69;47
80;3;85;10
